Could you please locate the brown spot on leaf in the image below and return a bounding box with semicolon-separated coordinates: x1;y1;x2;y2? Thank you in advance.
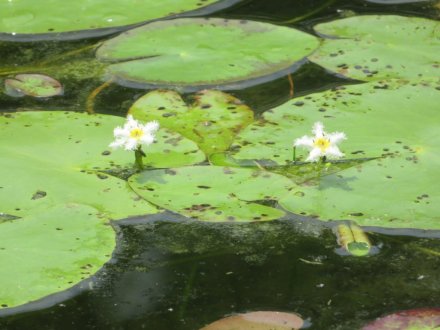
31;190;47;200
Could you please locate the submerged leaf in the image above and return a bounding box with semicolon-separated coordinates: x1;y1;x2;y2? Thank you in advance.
129;90;253;155
201;311;304;330
362;308;440;329
96;18;320;90
365;0;428;3
4;74;63;98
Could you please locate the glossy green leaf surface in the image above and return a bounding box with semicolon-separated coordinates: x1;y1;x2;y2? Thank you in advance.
232;80;440;229
129;166;294;222
232;80;439;165
96;18;320;90
129;90;253;155
0;111;204;218
4;74;63;98
0;0;237;40
0;204;115;309
310;15;440;81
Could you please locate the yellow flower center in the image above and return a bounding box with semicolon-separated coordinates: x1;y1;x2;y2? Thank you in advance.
314;137;330;151
130;128;144;139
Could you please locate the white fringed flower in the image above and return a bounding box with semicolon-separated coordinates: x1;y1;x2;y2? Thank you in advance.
294;122;346;162
109;115;159;151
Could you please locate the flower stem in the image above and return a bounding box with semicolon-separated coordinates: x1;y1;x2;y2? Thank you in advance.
134;147;146;170
292;146;296;163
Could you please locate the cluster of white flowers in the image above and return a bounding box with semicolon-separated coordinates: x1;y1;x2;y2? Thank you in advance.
294;122;346;162
109;116;344;166
109;115;159;151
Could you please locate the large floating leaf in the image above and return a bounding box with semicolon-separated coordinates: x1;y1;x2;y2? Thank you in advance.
232;80;439;164
96;18;320;90
0;204;115;309
0;111;204;218
129;166;294;222
0;0;239;40
232;80;440;229
129;90;253;155
309;15;440;81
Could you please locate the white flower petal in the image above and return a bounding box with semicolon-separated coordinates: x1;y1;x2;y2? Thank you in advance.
140;133;155;146
126;115;136;124
125;115;139;130
143;120;160;133
109;139;126;149
328;132;346;145
325;146;344;159
293;121;346;162
306;147;323;162
124;138;138;151
110;116;160;153
294;135;314;148
312;122;324;138
113;126;129;138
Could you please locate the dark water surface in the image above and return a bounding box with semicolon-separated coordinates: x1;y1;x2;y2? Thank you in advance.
2;219;440;330
0;0;439;329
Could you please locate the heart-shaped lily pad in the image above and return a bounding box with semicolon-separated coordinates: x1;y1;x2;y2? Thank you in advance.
201;311;304;330
96;18;320;90
0;0;239;40
128;166;294;222
232;80;440;229
4;74;63;98
0;204;115;310
362;308;440;330
309;15;440;81
129;90;253;155
0;111;204;218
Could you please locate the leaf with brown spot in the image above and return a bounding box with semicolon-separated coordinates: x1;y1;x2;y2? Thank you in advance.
0;111;204;218
310;15;440;81
128;166;294;222
129;90;253;155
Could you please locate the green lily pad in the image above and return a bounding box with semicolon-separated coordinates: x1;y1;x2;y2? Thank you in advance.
0;0;239;40
129;90;253;155
0;111;204;218
96;18;320;90
232;79;439;165
4;74;63;98
309;15;440;81
0;204;115;309
279;154;440;229
232;80;440;229
128;166;294;222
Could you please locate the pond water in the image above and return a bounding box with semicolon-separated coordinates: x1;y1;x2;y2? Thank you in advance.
0;0;439;329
